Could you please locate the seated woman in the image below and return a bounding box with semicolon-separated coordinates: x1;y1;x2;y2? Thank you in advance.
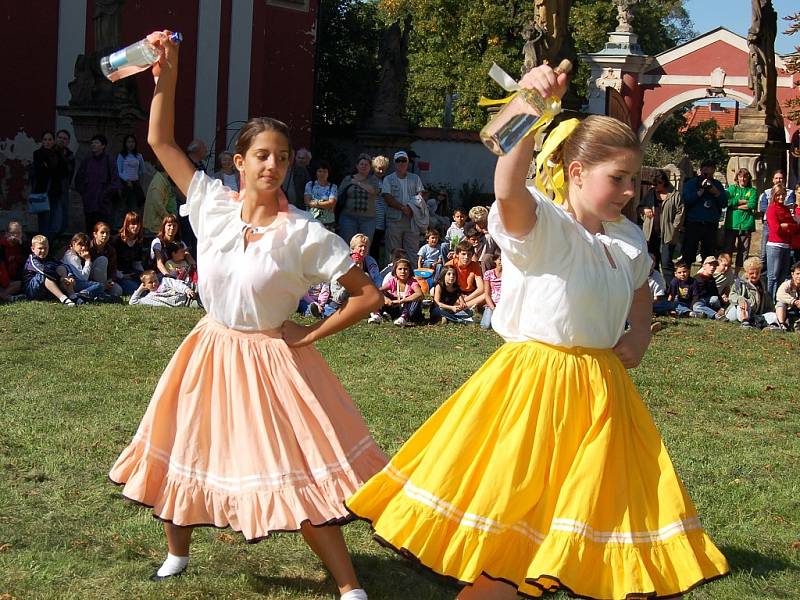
150;214;195;277
112;211;146;295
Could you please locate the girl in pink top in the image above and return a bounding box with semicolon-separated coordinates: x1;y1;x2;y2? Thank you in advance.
379;257;423;327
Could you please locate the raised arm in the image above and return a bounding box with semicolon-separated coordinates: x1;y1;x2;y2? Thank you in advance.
147;32;196;197
494;65;568;239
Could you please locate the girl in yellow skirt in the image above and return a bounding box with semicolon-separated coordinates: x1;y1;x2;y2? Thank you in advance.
109;33;386;600
347;64;729;599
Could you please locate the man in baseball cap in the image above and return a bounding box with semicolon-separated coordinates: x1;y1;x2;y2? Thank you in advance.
382;150;425;261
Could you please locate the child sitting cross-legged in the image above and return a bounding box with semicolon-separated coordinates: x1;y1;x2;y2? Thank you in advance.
417;228;444;282
23;235;103;306
689;256;725;319
430;265;473;324
307;252;360;320
480;251;502;330
712;252;734;307
163;241;197;285
129;269;201;308
445;240;485;309
379;257;423;327
725;256;777;329
666;260;693;317
775;260;800;331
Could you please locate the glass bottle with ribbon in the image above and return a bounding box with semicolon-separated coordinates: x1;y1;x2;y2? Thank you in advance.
479;59;572;156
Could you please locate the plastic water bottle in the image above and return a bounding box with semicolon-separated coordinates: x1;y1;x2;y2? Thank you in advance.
480;59;572;156
100;32;183;81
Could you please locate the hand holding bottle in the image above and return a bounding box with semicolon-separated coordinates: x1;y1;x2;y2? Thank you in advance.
149;30;180;83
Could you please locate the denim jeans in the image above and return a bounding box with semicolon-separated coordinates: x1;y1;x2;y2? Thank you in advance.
338;214;376;249
765;245;791;300
480;307;494;329
652;299;675;316
674;304;692;316
431;304;473;324
692;296;721;319
724;302;777;327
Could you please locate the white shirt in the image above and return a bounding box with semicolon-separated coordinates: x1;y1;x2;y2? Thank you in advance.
488;188;650;348
381;171;424;223
183;172;353;331
648;270;667;300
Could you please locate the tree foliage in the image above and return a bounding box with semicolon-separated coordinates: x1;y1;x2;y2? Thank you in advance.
376;0;695;130
314;0;697;132
314;0;381;130
645;108;729;169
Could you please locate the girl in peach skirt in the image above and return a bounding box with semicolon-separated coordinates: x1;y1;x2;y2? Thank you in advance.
109;33;385;600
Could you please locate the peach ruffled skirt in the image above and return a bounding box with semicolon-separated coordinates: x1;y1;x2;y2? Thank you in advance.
110;317;386;541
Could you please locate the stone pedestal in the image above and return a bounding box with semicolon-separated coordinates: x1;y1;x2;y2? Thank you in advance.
354;127;416;164
57;104;146;164
721;108;787;193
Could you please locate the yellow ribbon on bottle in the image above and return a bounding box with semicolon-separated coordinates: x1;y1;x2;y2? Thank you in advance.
478;63;558;151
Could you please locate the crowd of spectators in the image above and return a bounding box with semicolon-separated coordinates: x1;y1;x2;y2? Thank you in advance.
5;135;800;333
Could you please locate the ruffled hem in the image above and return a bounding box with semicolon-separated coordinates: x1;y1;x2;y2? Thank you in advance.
346;473;729;600
111;439;387;542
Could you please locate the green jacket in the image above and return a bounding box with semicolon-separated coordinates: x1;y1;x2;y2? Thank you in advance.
724;184;757;232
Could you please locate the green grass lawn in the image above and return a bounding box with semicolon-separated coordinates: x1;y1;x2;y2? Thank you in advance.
0;302;798;599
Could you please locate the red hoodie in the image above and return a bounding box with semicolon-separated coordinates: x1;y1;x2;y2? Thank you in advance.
766;202;798;245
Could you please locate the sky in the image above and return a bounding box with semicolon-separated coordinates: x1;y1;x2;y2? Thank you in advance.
684;0;797;56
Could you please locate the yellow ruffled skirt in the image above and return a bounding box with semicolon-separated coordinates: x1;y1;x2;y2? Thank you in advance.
347;341;729;599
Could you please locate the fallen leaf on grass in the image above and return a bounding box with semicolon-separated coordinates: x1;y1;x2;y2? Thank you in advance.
765;384;775;391
0;543;11;552
218;533;238;544
790;541;800;550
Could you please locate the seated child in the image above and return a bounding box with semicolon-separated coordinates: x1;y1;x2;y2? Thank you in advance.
1;221;26;284
468;205;499;271
417;228;444;283
23;235;102;306
379;258;423;327
163;241;197;285
690;256;724;319
481;251;503;330
775;261;800;331
445;241;485;309
0;244;22;302
130;270;201;308
666;261;693;316
60;233;111;302
443;208;467;259
430;265;473;325
725;257;777;328
379;248;407;287
712;252;734;306
299;281;330;316
648;253;671;316
308;252;360;319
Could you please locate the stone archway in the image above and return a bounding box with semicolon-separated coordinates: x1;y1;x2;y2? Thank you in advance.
639;87;754;145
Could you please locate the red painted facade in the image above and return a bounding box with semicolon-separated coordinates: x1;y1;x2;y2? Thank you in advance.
0;1;60;139
0;1;318;150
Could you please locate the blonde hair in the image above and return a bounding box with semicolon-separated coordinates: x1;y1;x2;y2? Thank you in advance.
534;116;641;205
771;184;786;201
140;270;159;283
716;252;731;264
349;233;369;250
743;256;762;272
372;155;389;171
468;206;489;225
31;234;48;246
563;115;641;171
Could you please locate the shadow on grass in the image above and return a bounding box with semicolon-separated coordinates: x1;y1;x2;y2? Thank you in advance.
722;545;799;577
247;553;457;599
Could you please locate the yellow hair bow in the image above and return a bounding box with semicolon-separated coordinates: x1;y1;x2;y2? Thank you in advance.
533;118;580;206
